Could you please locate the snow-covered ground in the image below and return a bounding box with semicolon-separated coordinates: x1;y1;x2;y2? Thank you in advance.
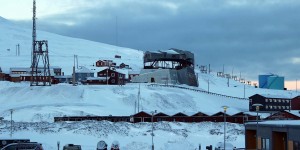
1;16;300;149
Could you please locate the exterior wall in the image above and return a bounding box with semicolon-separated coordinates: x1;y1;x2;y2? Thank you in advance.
259;75;285;90
53;68;62;76
97;69;125;85
84;79;106;85
75;72;94;82
249;94;291;112
0;73;5;81
291;96;300;110
131;69;173;84
267;76;284;90
259;75;270;88
132;67;198;87
245;123;300;150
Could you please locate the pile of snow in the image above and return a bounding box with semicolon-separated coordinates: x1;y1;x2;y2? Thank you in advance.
0;120;245;150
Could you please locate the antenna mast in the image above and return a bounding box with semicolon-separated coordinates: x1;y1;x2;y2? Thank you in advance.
30;0;51;86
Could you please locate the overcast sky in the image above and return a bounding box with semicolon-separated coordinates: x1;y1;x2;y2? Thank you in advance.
1;0;300;85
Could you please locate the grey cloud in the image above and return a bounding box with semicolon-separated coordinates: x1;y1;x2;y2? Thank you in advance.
18;0;300;81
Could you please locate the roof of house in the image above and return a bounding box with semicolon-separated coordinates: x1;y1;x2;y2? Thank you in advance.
246;120;300;127
250;94;290;99
86;77;107;80
76;66;94;73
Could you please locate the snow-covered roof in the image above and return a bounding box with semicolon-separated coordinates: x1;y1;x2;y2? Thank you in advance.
159;49;180;54
86;77;107;80
284;110;300;117
10;67;30;72
246;120;300;126
76;66;94;73
258;94;290;99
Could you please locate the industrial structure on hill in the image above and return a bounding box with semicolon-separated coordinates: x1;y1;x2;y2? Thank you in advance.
132;48;198;87
259;74;285;90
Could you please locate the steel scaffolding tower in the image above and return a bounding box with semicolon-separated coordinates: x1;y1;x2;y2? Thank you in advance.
30;0;51;86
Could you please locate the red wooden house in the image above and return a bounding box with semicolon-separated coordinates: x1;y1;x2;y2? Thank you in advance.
291;96;300;110
95;60;116;67
132;111;152;123
97;68;125;85
265;110;300;120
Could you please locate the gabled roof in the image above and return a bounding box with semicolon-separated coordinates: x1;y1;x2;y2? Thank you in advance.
154;112;170;117
133;111;151;117
172;112;188;117
250;94;290;99
76;66;94;73
191;112;209;117
211;111;230;117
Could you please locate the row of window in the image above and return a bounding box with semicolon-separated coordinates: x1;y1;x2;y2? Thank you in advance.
99;73;116;77
265;105;290;110
265;99;290;103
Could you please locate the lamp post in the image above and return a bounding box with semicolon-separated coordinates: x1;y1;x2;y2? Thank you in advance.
252;103;263;150
222;106;228;150
151;110;157;150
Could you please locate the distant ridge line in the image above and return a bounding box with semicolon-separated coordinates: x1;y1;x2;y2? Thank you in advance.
147;84;249;100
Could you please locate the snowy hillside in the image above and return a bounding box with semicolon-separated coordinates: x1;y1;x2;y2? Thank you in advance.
1;16;300;149
0;16;143;74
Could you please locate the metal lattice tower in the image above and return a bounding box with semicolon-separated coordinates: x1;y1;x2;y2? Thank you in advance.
30;0;51;86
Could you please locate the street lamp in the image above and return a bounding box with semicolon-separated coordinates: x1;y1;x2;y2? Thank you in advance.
252;103;263;150
222;106;228;150
151;110;157;150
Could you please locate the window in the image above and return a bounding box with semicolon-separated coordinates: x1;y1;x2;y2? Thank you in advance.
111;73;115;77
274;99;277;102
274;106;277;109
265;99;268;103
270;99;272;102
278;106;281;109
266;105;269;109
282;106;286;109
278;99;281;103
287;106;290;109
261;138;270;150
270;106;273;109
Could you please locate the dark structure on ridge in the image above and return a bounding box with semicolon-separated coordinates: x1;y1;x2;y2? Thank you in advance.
132;48;198;87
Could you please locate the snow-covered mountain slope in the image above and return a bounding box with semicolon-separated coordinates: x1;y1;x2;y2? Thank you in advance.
0;16;143;74
1;16;300;150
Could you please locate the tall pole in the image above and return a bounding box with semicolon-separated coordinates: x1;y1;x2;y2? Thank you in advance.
256;109;258;150
10;109;13;138
152;112;154;150
138;84;140;112
151;110;156;150
32;0;36;66
252;104;262;150
222;106;228;150
106;67;109;85
72;55;76;86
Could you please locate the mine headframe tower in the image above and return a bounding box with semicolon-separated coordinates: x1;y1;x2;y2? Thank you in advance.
30;0;51;86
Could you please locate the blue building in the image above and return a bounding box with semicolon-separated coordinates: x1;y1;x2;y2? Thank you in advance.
259;74;284;90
